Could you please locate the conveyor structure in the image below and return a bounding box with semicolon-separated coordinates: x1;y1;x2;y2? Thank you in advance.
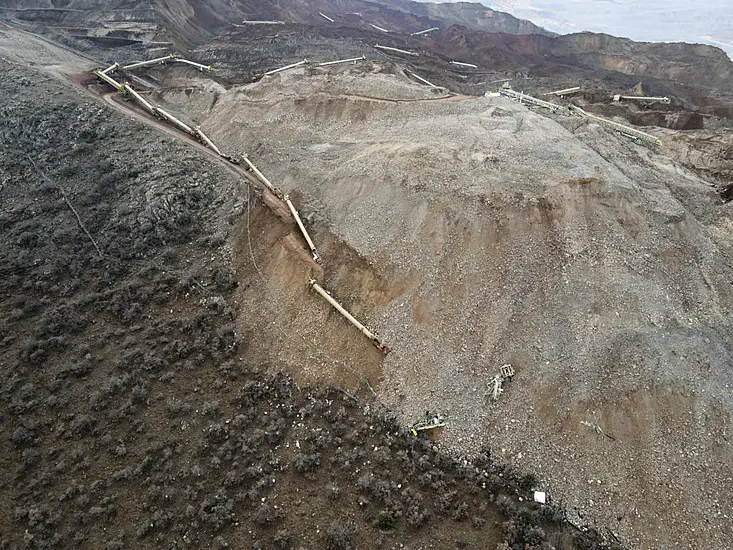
100;62;119;75
308;279;388;353
121;54;177;71
93;69;124;92
613;94;670;104
318;56;366;67
497;85;565;114
240;154;283;197
545;86;581;97
122;83;155;114
569;104;662;145
193;127;221;155
369;23;390;33
411;27;438;36
374;44;418;57
152;106;194;135
238;20;284;25
284;195;321;263
450;60;478;69
92;59;392;357
173;58;213;72
409;72;438;88
263;59;310;76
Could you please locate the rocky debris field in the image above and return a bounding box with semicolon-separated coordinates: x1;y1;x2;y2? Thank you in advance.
0;38;618;550
2;1;733;548
155;63;733;549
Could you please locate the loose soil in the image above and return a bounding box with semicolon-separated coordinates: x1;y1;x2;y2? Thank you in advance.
154;62;733;550
2;3;733;548
0;25;603;550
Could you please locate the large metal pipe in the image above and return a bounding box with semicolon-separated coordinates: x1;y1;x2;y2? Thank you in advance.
193;126;221;155
308;279;388;352
263;59;309;76
240;155;281;196
499;87;564;113
284;195;320;263
370;23;390;33
319;12;334;23
122;83;155;114
374;44;418;57
450;60;478;68
152;107;194;135
318;55;366;67
613;95;670;104
409;71;437;88
93;69;124;91
101;62;119;75
173;58;214;72
545;86;581;97
122;54;176;71
411;27;439;36
569;104;662;145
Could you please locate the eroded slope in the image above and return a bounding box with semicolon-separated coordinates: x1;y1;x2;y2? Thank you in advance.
0;29;606;550
158;64;733;549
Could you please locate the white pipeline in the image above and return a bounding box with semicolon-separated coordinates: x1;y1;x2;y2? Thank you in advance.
122;54;176;71
318;55;366;67
411;27;439;36
319;12;334;23
370;23;390;33
240;155;280;195
284;196;320;263
152;107;194;135
546;86;581;96
101;62;119;75
308;279;388;352
374;44;418;57
93;69;124;91
263;59;309;76
499;87;564;113
410;71;437;88
569;104;662;145
194;127;221;155
173;58;214;72
122;83;155;114
450;60;478;68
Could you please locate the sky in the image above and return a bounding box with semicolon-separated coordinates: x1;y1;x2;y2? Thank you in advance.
418;0;733;57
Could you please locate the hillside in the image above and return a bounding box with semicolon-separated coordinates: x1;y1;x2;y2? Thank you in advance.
155;60;732;549
1;1;733;548
0;29;610;550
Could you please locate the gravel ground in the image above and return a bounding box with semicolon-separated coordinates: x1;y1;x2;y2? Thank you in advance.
157;63;733;549
0;26;616;550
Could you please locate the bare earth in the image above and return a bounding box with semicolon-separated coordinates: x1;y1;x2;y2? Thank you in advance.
2;22;733;549
157;65;733;549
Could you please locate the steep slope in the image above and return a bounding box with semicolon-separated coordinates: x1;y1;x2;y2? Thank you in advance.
2;1;733;548
156;63;733;549
0;27;603;550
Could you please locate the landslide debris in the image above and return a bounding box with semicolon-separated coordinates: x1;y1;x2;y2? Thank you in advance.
3;1;733;548
157;62;733;549
0;54;611;550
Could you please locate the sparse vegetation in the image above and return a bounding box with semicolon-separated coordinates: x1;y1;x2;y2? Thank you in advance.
376;511;396;531
0;38;615;550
